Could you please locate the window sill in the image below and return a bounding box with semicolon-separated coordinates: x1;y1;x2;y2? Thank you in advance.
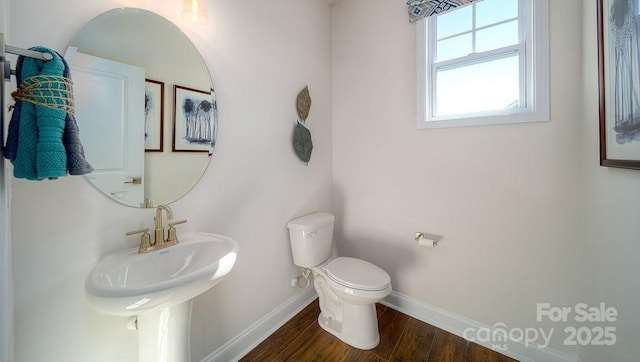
417;111;550;129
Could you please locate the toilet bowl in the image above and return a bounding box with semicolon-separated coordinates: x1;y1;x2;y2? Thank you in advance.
312;257;391;349
287;213;392;349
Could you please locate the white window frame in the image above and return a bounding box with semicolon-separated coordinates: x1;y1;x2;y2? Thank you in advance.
416;0;549;129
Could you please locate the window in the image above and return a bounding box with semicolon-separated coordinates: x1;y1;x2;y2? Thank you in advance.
416;0;549;129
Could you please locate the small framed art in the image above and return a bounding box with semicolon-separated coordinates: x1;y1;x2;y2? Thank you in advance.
172;85;217;152
597;0;640;170
144;79;164;152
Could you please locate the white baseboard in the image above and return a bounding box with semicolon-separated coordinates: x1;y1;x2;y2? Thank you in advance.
381;291;578;362
201;287;317;362
200;288;578;362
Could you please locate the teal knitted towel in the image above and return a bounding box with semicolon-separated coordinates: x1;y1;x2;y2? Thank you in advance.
12;47;68;180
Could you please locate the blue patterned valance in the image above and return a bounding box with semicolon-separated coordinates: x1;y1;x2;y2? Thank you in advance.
407;0;483;23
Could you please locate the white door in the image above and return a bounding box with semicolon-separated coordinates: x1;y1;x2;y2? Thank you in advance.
69;51;145;206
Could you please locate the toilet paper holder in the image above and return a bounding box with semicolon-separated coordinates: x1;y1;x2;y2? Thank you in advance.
415;232;439;247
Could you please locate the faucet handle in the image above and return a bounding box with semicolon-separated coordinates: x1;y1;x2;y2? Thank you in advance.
167;220;187;244
126;228;150;236
126;228;152;254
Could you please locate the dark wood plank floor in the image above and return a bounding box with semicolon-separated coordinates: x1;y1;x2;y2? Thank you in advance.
241;299;519;362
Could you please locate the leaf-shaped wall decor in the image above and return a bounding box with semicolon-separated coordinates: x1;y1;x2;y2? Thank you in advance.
293;121;313;164
296;86;312;122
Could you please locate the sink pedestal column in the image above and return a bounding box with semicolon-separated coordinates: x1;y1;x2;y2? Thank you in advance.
137;300;193;362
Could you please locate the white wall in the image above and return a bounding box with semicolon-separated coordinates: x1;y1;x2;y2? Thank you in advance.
0;133;12;362
580;1;640;361
0;158;11;362
331;0;584;354
8;0;331;361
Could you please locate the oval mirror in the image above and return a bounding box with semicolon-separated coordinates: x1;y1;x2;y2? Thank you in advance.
66;8;216;208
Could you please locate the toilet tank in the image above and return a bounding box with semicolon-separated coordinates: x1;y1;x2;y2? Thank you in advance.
287;212;335;268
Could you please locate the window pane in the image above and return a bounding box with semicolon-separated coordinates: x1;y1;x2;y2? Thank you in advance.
436;5;472;39
476;20;518;52
476;0;518;28
435;53;520;117
437;33;472;62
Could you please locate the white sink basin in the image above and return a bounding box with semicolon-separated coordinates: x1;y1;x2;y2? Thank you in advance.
85;232;239;316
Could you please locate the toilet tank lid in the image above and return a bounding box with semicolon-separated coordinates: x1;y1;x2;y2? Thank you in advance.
287;212;335;231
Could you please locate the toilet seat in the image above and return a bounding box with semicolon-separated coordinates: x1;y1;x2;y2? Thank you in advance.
323;257;391;291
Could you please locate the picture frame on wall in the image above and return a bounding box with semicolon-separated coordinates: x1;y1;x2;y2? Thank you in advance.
172;85;217;153
597;0;640;170
144;79;164;152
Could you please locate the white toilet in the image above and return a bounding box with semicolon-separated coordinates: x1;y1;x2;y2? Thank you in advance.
287;212;392;350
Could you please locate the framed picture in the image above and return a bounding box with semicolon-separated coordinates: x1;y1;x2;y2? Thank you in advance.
144;79;164;152
172;85;217;152
598;0;640;170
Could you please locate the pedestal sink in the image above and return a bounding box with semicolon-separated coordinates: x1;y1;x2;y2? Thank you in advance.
85;232;239;362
